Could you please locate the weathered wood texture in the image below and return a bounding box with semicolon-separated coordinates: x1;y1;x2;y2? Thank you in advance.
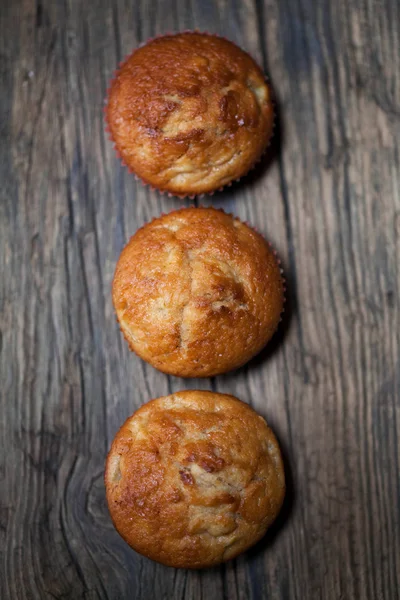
1;0;399;598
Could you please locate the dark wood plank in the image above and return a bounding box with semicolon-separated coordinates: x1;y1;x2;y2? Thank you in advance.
1;0;399;598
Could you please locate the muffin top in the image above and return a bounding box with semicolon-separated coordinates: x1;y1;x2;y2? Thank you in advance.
105;391;285;568
106;32;274;195
112;207;284;377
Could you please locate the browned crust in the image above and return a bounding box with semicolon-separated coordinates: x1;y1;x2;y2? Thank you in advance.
112;207;284;377
106;32;274;195
105;391;285;568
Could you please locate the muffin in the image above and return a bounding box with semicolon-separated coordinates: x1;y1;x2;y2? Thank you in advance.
106;32;274;196
112;207;284;377
105;390;285;568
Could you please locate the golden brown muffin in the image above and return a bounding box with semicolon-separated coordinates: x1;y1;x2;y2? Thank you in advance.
105;391;285;568
112;207;284;377
106;32;274;196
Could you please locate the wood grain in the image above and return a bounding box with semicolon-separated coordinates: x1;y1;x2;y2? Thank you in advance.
1;0;399;598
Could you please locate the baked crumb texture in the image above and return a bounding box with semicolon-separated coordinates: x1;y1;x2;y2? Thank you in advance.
105;391;285;568
112;208;284;377
106;32;274;195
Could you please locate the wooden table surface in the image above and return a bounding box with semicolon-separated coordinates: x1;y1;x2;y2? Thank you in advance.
1;0;400;598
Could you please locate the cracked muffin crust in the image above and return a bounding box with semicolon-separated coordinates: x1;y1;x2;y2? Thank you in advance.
112;207;284;377
106;32;274;195
105;391;285;568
